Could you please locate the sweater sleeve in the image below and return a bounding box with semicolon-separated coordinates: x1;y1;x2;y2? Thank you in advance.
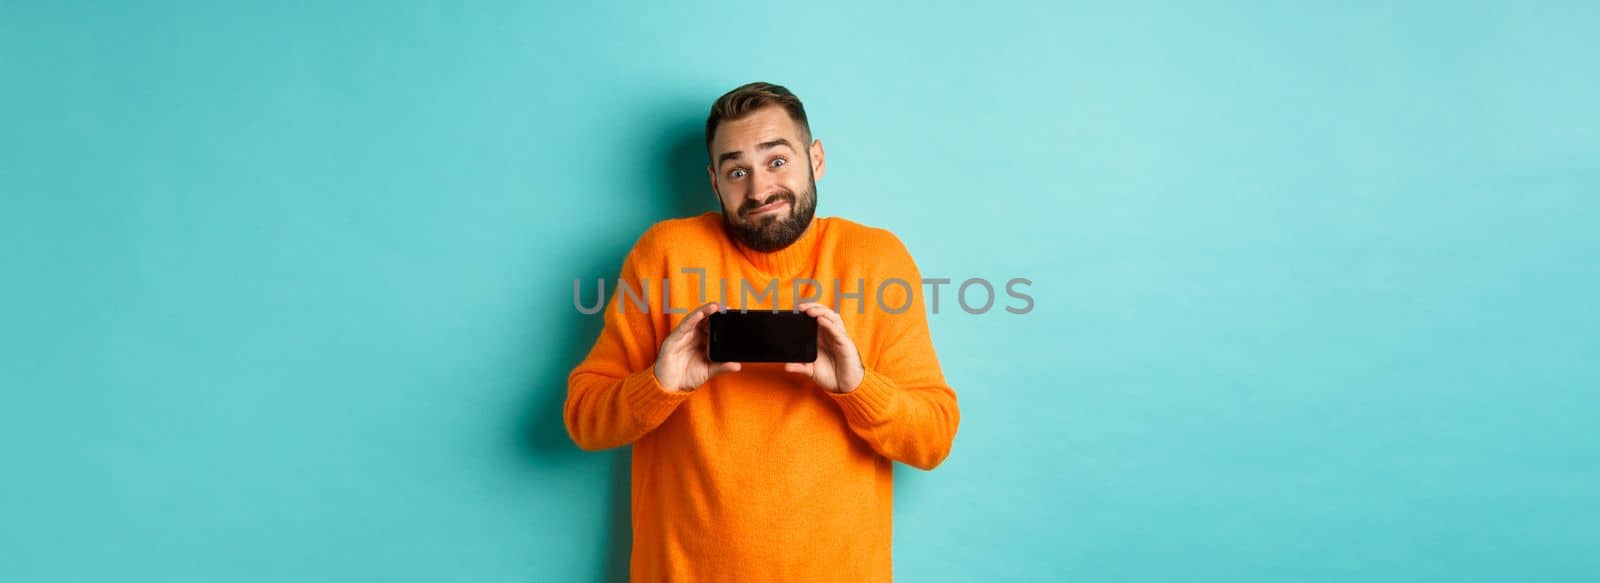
826;235;961;470
564;241;693;451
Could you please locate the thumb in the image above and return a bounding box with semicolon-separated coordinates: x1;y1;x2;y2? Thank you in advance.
710;362;742;376
783;362;813;376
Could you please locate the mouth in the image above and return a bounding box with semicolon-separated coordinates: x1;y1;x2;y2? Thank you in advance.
746;199;790;217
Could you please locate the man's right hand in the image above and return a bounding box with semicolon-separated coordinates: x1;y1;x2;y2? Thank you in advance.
652;302;741;393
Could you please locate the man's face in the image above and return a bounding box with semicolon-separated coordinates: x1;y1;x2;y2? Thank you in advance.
708;105;826;253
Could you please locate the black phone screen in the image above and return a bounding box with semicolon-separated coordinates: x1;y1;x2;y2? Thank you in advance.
707;310;818;363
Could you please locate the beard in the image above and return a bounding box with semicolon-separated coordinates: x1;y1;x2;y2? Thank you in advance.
721;173;818;254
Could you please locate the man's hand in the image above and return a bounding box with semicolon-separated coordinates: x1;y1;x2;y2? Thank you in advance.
784;302;866;393
653;302;741;393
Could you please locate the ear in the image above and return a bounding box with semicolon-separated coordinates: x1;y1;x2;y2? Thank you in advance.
706;164;721;205
809;139;826;180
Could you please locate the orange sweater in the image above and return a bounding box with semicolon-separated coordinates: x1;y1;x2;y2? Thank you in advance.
565;212;960;582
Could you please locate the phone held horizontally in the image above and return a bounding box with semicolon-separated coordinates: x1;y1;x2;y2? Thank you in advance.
707;310;818;363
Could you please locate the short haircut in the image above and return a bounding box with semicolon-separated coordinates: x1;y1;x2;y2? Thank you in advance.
705;82;811;161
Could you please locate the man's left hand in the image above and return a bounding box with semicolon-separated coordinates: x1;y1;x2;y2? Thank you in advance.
784;302;865;394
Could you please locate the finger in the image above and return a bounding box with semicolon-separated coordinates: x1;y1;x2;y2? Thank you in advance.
688;302;723;323
816;318;858;356
814;312;848;338
709;361;742;376
821;306;846;328
799;302;831;315
783;362;814;376
689;322;714;354
802;304;845;328
667;302;722;343
670;305;707;336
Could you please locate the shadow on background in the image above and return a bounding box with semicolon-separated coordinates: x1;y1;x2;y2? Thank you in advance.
516;101;715;582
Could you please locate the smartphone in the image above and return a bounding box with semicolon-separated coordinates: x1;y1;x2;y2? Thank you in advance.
707;310;818;363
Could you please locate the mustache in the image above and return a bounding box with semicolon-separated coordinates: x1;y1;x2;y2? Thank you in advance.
739;191;796;218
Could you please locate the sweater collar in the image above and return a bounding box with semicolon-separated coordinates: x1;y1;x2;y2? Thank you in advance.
729;214;824;278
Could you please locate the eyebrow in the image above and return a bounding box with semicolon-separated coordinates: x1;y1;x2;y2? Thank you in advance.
716;138;796;167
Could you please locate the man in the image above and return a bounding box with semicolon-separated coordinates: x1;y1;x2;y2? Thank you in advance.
565;81;960;582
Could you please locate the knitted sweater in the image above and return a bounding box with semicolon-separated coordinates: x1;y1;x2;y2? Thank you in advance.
565;212;961;582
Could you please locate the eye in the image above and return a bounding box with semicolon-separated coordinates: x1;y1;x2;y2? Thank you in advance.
728;168;747;179
771;158;787;168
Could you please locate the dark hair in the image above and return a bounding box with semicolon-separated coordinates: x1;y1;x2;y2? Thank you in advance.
705;82;811;160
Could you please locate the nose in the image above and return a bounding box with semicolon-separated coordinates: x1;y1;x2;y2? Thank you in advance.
745;169;773;202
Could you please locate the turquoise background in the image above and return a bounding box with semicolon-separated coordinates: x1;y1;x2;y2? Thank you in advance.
3;1;1597;580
